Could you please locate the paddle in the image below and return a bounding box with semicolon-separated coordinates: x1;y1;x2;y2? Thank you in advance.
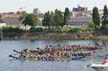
9;55;20;60
13;49;21;54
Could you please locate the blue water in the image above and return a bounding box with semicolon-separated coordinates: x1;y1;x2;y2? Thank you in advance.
0;40;106;71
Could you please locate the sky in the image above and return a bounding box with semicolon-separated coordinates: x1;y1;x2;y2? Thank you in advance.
0;0;108;13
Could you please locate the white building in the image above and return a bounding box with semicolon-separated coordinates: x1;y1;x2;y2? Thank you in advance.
0;19;6;28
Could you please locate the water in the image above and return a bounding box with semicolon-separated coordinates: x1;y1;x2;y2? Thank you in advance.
0;40;106;71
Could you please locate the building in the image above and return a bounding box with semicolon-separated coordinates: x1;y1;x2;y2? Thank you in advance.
33;8;41;15
98;9;104;17
70;11;78;18
0;12;24;29
71;5;88;17
2;17;22;27
0;12;19;19
72;6;88;14
73;5;88;14
0;11;43;30
65;16;92;28
0;19;6;28
0;12;21;27
33;8;44;21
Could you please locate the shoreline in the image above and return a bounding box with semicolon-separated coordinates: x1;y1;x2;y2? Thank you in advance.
1;33;108;41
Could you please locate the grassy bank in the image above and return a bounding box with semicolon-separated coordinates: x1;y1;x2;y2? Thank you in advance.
1;27;108;40
2;33;95;40
95;35;108;40
2;34;108;41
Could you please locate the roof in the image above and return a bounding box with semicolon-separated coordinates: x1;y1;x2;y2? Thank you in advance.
0;19;5;23
68;16;92;24
2;17;20;24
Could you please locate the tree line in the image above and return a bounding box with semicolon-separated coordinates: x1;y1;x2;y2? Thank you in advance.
42;8;70;30
0;8;70;38
18;8;70;31
92;5;108;34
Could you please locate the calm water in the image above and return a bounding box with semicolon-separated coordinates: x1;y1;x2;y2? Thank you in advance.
0;40;107;71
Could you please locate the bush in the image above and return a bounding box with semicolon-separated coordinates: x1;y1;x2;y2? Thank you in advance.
61;28;71;33
2;27;24;37
30;27;44;32
52;29;63;33
69;28;80;33
79;28;87;32
87;28;94;31
46;28;63;33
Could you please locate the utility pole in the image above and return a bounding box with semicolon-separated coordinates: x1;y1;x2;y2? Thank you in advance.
0;23;4;40
0;27;3;40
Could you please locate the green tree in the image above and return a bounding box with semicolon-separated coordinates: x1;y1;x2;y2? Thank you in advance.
103;5;108;15
64;8;70;25
54;9;64;29
50;11;55;26
42;11;51;30
42;9;64;30
50;11;56;30
19;13;39;30
54;9;59;28
2;27;24;37
19;11;28;25
102;5;108;29
89;22;95;28
92;7;100;30
58;10;64;27
26;14;39;26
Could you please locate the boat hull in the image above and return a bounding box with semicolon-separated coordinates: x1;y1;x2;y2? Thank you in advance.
91;66;108;71
90;63;108;71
